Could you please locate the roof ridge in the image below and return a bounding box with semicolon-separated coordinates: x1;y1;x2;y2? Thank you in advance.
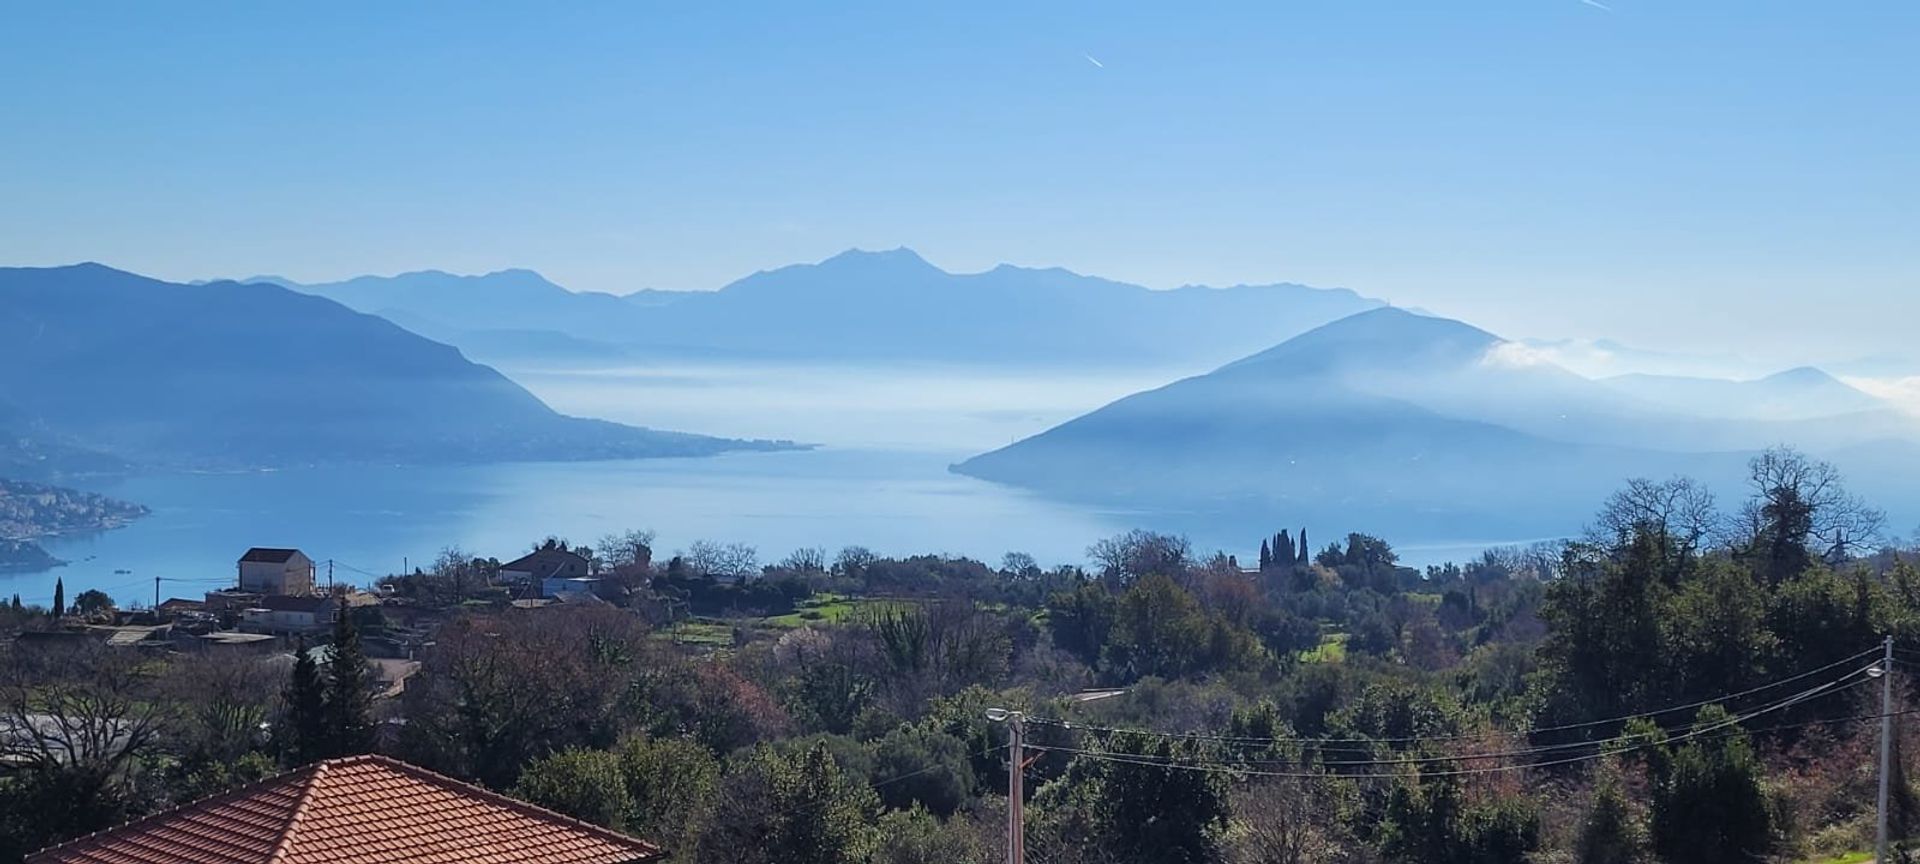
356;754;662;858
264;758;333;864
25;760;320;862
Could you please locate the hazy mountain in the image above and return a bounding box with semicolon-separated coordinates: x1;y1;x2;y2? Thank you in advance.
1601;368;1889;422
954;308;1912;539
262;249;1383;368
0;264;791;471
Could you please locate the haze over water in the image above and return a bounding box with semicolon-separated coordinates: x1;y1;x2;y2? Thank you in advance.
7;361;1554;608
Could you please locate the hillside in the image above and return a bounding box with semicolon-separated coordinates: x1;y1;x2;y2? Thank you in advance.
953;308;1806;537
0;264;792;471
267;249;1384;368
1602;367;1888;421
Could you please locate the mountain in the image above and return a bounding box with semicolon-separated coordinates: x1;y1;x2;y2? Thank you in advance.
0;264;792;471
1601;368;1889;421
952;308;1915;540
262;249;1384;368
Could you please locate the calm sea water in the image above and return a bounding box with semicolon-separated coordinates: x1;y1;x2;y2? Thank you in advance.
12;363;1531;607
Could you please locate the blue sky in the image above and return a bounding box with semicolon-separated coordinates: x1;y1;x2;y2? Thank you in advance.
2;1;1915;364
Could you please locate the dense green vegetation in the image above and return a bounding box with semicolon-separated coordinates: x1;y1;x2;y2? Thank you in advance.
4;446;1920;863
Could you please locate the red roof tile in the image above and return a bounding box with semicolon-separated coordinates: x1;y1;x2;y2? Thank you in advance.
28;755;662;864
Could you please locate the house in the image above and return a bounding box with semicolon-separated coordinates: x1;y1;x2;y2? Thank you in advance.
543;575;602;599
239;594;336;634
27;754;662;863
499;547;591;587
155;597;205;617
195;631;279;654
237;547;316;596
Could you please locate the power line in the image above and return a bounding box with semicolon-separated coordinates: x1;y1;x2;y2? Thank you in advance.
1068;673;1882;770
872;745;1002;790
1025;644;1885;746
1023;668;1866;780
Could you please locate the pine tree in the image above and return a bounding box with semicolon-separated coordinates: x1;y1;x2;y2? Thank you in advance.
1258;539;1272;571
1576;765;1642;864
51;577;64;618
322;606;375;757
284;635;328;765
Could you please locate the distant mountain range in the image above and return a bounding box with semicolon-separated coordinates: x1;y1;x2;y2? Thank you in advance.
955;308;1920;540
0;264;792;477
252;248;1384;368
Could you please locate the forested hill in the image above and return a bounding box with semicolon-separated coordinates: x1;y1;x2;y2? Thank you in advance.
0;264;792;471
264;248;1384;367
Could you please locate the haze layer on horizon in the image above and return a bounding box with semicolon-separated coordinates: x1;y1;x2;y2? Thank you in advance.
1;1;1915;366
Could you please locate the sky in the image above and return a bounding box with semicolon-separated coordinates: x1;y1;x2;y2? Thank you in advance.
1;1;1916;366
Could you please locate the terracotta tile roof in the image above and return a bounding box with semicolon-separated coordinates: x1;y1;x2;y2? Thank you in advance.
28;755;662;864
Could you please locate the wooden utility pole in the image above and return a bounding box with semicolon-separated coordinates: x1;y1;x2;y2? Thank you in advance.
1878;634;1895;864
988;708;1026;864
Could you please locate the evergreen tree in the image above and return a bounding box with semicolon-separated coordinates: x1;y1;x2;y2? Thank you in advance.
51;577;64;618
1259;539;1272;571
1277;530;1295;566
283;636;328;765
1575;765;1643;864
1649;706;1771;864
9;594;20;611
322;607;375;757
1297;528;1310;565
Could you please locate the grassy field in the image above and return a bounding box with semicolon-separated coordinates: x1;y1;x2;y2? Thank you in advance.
1303;631;1349;663
1798;852;1873;864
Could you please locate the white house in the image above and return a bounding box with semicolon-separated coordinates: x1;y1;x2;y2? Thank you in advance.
542;576;602;600
237;548;315;596
239;594;335;634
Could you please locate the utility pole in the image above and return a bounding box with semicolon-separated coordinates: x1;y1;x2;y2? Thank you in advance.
1879;634;1895;864
987;708;1025;864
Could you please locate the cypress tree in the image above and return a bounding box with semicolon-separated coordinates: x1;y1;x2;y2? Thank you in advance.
1278;530;1295;566
1258;539;1272;571
1297;528;1310;565
285;635;327;764
322;606;375;757
51;577;64;618
9;594;20;611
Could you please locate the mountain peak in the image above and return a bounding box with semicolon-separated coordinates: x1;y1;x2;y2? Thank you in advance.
819;247;941;273
1759;365;1840;386
1221;306;1501;375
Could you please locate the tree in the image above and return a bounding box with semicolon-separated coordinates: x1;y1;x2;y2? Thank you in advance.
698;742;880;864
51;576;63;617
70;589;115;619
1087;530;1191;582
322;607;375;758
1575;764;1644;864
1590;476;1719;559
1297;528;1310;565
283;636;328;765
1029;731;1229;864
868;724;975;816
1259;539;1273;571
874;806;993;864
834;546;878;577
686;540;760;580
1;646;162;856
513;748;631;829
1648;706;1771;864
780;547;828;574
617;735;721;863
1741;446;1884;579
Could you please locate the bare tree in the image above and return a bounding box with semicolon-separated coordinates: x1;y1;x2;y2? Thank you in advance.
597;529;657;570
1224;780;1351;864
2;646;162;789
685;540;760;580
1588;476;1722;555
1741;446;1885;569
1087;529;1192;582
779;547;828;574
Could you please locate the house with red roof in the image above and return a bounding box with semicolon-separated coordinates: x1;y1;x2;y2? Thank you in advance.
27;754;662;863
